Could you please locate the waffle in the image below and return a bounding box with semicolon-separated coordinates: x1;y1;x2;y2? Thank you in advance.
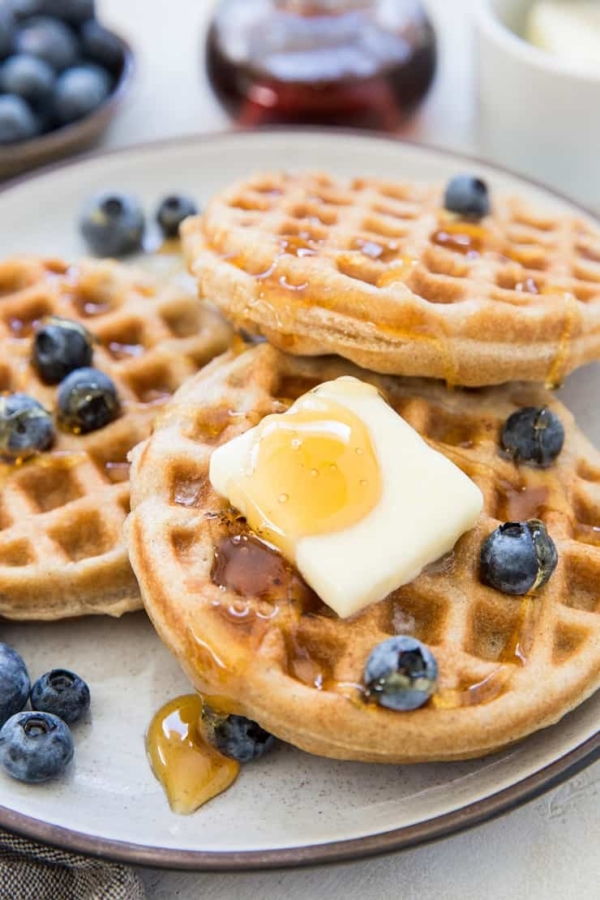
128;344;600;762
0;256;232;621
182;170;600;388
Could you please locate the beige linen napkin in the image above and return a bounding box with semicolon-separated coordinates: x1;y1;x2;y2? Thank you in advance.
0;829;145;899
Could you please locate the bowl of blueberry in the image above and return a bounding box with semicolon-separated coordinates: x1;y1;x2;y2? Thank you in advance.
0;0;133;179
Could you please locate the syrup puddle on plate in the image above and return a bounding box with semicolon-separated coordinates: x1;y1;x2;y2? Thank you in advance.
146;694;239;814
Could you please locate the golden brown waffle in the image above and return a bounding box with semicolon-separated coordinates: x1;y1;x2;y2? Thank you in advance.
0;256;232;621
182;170;600;388
128;344;600;762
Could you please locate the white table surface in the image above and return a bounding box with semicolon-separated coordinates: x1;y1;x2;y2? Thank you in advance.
90;1;599;896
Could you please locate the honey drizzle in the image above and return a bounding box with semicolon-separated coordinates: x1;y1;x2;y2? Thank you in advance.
220;238;458;385
433;596;539;710
545;290;579;389
431;222;487;257
497;480;550;522
146;694;239;814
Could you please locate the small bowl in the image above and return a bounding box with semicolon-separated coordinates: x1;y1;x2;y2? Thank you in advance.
475;0;600;207
0;30;134;181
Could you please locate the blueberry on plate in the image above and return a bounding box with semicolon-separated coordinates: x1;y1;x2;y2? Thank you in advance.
16;16;79;72
0;644;30;728
0;6;16;60
0;393;54;460
79;191;145;257
57;367;120;433
39;0;96;26
501;406;565;468
53;62;110;124
80;20;123;73
0;53;55;105
364;636;438;711
0;711;74;783
202;708;276;763
0;94;39;143
156;194;198;238
33;316;94;384
444;174;490;219
30;669;90;725
480;519;558;596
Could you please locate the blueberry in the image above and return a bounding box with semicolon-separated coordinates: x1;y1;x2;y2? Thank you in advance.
364;636;438;711
156;195;198;239
0;711;74;783
33;316;94;384
0;644;30;728
39;0;95;25
0;93;38;143
30;669;90;725
202;708;275;763
16;17;79;71
0;393;53;460
80;20;122;73
1;53;55;105
9;1;44;20
79;191;145;257
501;407;565;468
57;367;119;433
444;174;490;219
53;62;110;123
0;6;16;60
480;520;558;596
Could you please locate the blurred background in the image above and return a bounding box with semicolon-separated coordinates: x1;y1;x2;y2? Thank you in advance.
1;0;599;201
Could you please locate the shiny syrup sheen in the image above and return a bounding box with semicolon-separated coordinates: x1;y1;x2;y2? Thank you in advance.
225;386;382;558
146;694;239;814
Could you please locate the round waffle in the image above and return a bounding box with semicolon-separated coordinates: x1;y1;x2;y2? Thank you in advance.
128;344;600;762
182;170;600;388
0;256;232;621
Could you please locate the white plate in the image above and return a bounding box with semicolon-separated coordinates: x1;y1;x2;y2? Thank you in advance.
0;131;598;869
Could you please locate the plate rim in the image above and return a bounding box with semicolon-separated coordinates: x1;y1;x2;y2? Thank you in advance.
0;128;598;870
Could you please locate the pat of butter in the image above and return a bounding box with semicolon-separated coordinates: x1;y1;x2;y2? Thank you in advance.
526;2;600;72
210;378;483;619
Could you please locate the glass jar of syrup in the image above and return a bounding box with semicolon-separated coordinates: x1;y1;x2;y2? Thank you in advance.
205;0;437;131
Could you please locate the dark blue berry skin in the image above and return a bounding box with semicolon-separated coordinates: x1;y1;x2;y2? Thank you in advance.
80;20;123;73
202;708;275;763
0;711;74;783
501;407;565;468
53;62;110;123
156;195;198;238
0;53;55;105
0;93;38;143
57;367;120;433
39;0;95;25
0;7;16;60
364;636;438;711
30;669;90;725
480;520;558;596
9;1;45;20
0;644;30;728
33;316;94;384
444;174;490;219
79;191;145;257
0;393;53;460
16;17;79;71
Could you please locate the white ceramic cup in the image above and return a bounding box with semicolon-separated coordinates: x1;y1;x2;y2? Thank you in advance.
475;0;600;209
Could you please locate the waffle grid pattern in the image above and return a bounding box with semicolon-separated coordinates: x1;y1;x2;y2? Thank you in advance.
128;345;600;761
183;171;600;386
0;256;231;620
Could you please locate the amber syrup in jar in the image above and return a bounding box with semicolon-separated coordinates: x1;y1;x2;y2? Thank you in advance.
205;0;437;130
